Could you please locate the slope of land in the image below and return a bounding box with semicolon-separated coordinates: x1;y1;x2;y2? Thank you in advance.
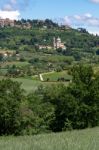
0;127;98;150
0;25;99;78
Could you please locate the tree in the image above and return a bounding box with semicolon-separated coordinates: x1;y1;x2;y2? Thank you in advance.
40;65;99;131
20;93;55;134
0;79;24;135
70;64;93;85
68;65;99;128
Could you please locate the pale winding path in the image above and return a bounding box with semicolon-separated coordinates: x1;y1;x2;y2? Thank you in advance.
39;71;54;81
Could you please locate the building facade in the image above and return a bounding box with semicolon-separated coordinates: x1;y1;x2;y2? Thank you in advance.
53;37;66;50
0;18;15;27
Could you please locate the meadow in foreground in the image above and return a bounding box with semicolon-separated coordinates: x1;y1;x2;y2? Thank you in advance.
0;127;98;150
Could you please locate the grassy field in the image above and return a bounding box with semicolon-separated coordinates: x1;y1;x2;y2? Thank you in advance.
0;69;72;92
1;61;30;68
11;78;42;92
42;71;72;81
0;76;66;93
0;76;42;92
0;127;98;150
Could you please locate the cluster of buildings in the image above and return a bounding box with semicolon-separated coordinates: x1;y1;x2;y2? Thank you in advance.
0;18;31;29
0;18;15;27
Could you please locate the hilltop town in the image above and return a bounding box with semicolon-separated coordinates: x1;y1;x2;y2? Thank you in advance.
0;18;14;27
0;18;31;29
0;18;71;29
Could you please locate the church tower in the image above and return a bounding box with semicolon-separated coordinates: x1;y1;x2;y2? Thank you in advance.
56;37;61;49
53;37;56;49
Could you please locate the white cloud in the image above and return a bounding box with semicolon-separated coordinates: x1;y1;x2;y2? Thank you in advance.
54;16;71;26
0;0;21;20
84;13;92;18
54;13;99;35
90;0;99;3
0;10;20;20
73;13;99;26
89;30;99;35
63;16;71;25
55;13;99;29
74;15;81;20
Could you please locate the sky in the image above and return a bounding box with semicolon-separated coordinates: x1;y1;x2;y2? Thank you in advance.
0;0;99;34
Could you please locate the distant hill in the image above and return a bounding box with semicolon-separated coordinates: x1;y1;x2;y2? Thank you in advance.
0;21;99;64
0;23;99;51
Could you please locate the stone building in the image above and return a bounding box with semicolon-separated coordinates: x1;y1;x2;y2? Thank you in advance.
0;18;14;27
53;37;66;50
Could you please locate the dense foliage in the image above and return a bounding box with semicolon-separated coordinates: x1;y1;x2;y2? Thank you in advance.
0;80;23;135
0;65;99;135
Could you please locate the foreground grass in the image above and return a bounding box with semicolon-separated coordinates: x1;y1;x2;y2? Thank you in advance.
0;127;98;150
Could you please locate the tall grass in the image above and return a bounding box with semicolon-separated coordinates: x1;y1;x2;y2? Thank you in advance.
0;127;98;150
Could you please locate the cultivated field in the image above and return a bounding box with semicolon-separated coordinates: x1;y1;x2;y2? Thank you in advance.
42;71;72;81
0;76;42;92
0;69;72;92
0;127;98;150
0;76;66;92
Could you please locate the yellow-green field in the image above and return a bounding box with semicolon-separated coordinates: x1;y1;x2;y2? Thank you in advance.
42;71;72;81
0;127;98;150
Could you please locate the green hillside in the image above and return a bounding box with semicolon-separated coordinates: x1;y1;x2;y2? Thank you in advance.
0;26;99;54
0;127;98;150
0;24;99;77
